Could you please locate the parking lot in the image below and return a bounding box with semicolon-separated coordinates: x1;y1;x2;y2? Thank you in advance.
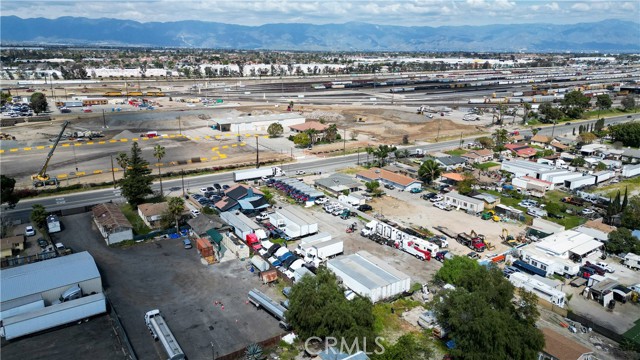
51;212;284;360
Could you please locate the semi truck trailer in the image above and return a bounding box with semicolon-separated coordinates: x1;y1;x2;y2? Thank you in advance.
144;309;185;360
233;166;285;182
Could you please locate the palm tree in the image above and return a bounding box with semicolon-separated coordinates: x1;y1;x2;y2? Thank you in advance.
116;152;129;177
167;196;184;233
493;129;509;148
325;124;338;142
153;144;166;195
371;145;397;167
418;159;442;184
305;129;318;145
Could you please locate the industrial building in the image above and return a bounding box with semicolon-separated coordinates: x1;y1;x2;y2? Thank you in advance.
540;170;583;185
314;174;363;196
269;206;319;239
500;159;554;178
0;252;105;340
213;113;305;133
220;211;262;241
327;251;411;303
564;175;596;190
443;191;485;213
511;176;554;196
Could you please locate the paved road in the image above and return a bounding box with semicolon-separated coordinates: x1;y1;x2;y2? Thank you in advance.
4;115;635;221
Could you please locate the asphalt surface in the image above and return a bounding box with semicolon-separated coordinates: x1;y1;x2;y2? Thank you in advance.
2;114;636;222
55;212;285;360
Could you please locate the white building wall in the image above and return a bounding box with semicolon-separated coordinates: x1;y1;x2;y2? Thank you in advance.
565;175;596;190
107;230;134;245
547;171;583;185
622;164;640;178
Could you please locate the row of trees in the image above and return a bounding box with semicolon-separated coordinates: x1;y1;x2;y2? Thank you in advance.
606;191;640;255
609;122;640;148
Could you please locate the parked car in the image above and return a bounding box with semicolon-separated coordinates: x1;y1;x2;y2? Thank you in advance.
430;195;444;203
357;204;373;212
433;201;451;211
256;213;270;221
222;184;231;190
190;209;201;217
581;208;595;215
213;183;222;191
199;187;208;194
295;170;306;175
467;252;480;260
384;183;395;190
422;192;438;200
410;187;423;193
37;238;48;248
595;261;615;273
25;226;36;237
315;197;328;205
182;239;193;249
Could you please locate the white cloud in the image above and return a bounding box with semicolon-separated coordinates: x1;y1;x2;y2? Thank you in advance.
570;3;590;12
545;2;560;11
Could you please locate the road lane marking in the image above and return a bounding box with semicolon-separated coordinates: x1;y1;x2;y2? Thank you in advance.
222;145;228;149
0;150;4;154
86;142;94;145
23;147;32;151
74;143;82;147
9;148;18;152
99;141;106;144
36;146;45;149
93;170;103;174
109;140;117;143
61;144;70;147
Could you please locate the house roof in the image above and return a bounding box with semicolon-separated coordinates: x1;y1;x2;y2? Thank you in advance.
531;134;552;143
521;176;553;185
582;219;616;234
516;147;538;157
356;167;420;187
472;149;493;157
622;148;640;159
0;235;25;250
138;202;168;217
225;184;263;201
462;152;481;160
435;156;466;166
541;328;593;360
314;173;362;190
187;214;227;235
550;140;570;150
505;143;528;151
289;121;329;132
215;197;238;212
92;203;132;232
442;173;465;182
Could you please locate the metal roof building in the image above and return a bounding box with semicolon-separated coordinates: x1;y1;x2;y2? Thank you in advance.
327;251;411;303
220;211;261;241
1;252;102;320
214;113;305;133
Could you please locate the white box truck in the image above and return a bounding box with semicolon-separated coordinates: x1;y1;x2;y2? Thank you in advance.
304;238;344;266
233;166;284;182
144;309;185;360
47;215;62;233
624;253;640;270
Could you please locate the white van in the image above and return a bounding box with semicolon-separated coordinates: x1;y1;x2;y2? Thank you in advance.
527;207;547;218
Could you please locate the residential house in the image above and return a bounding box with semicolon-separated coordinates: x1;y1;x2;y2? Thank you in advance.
0;235;25;258
313;347;369;360
215;184;268;213
539;328;593;360
288;121;329;141
530;134;553;147
441;172;465;185
138;202;169;229
505;144;537;159
92;203;134;245
314;173;363;196
434;156;466;171
549;140;570;152
462;149;494;164
187;214;229;237
356;167;422;192
621;148;640;164
472;193;500;209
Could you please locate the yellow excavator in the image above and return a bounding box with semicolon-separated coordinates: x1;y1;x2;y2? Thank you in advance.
31;121;69;187
501;228;519;247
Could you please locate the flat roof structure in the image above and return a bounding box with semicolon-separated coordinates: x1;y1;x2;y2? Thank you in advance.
444;191;484;206
536;230;602;259
215;113;303;125
1;252;100;303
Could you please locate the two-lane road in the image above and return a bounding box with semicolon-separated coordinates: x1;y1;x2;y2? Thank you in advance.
4;115;636;221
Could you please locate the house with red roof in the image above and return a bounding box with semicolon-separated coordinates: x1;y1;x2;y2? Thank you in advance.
356;167;422;192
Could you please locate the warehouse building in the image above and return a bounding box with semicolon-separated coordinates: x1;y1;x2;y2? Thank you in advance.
213;113;305;133
500;159;554;178
269;206;319;239
220;211;262;241
327;251;411;303
443;191;485;213
0;252;105;340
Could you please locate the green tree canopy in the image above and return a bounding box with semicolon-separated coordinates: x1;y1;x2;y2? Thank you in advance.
476;136;494;149
286;268;376;349
608;122;640;148
119;142;153;207
595;94;612;110
153;144;166;195
166;196;185;232
30;204;48;230
367;145;397;167
30;92;48;114
0;175;19;208
267;122;284;138
620;195;640;229
621;95;636;110
364;180;383;197
606;228;640;255
434;257;544;360
372;333;432;360
293;132;311;147
456;172;477;195
418;159;442;184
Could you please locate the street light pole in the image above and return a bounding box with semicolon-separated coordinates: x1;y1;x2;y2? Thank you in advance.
181;170;186;198
110;155;116;188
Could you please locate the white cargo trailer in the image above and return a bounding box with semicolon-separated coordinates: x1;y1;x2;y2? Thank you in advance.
564;175;596;190
1;293;106;340
299;232;332;246
145;309;185;360
250;255;270;272
269;207;318;238
593;170;614;183
305;238;344;266
622;164;640;178
233;167;284;182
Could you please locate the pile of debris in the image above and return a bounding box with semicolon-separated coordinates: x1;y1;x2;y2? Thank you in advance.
306;110;344;122
0;132;16;140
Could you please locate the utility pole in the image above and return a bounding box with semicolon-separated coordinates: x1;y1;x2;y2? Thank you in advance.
459;132;464;148
181;170;185;198
177;116;182;135
343;128;346;156
551;119;557;138
110;155;116;188
256;135;260;168
436;117;442;142
102;109;107;128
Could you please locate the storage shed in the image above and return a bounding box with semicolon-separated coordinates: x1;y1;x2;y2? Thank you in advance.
92;203;133;245
443;191;484;213
220;211;261;241
327;251;411;303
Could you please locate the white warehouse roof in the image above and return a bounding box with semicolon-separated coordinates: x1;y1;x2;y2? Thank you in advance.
536;230;601;258
327;251;410;292
216;113;304;125
1;252;100;303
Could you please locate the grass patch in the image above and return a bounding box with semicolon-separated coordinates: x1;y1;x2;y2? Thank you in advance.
271;238;287;245
444;149;467;156
591;176;640;198
373;298;423;335
623;318;640;348
583;108;640;120
475;162;499;170
120;204;152;235
339;166;366;175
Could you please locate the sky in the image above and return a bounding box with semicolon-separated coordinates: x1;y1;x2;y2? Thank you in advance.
1;0;639;27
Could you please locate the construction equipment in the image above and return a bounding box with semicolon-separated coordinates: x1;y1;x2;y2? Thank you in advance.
481;210;500;222
31;121;69;187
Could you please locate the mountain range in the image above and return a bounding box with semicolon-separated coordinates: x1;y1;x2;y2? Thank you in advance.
1;16;639;52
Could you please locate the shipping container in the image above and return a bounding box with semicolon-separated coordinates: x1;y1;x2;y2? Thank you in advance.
250;255;270;272
196;238;214;258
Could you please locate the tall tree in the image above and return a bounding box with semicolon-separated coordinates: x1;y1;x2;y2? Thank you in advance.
30;204;48;230
493;128;509;148
116;152;129;175
30;92;48;114
622;187;628;211
595;94;612;111
324;124;339;142
561;90;591;119
0;175;19;208
119;142;153;207
364;180;383;197
370;145;397;167
608;122;640;147
476;136;494;149
166;196;185;233
620;195;640;229
621;95;636;110
267;122;283;138
153;144;166;196
292;132;311;148
418;159;442;184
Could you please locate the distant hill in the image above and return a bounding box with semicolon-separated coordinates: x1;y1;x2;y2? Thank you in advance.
1;16;638;52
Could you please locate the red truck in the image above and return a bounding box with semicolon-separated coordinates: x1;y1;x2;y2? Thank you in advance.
245;233;262;251
457;233;486;252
